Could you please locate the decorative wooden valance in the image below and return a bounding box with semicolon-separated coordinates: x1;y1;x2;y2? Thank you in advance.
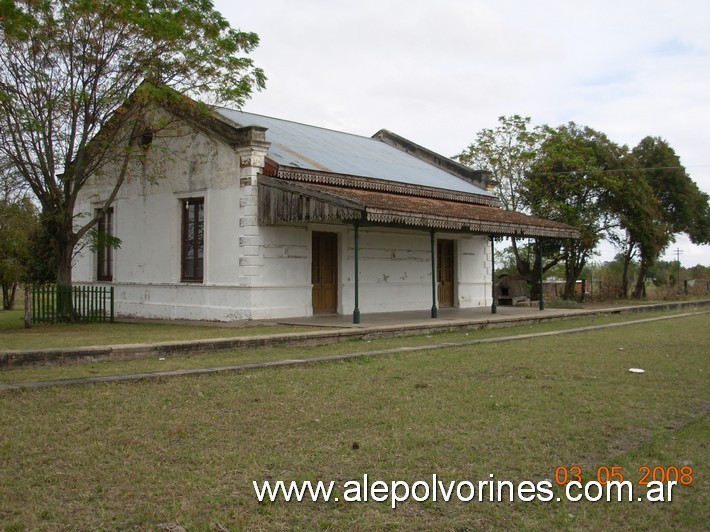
257;175;579;239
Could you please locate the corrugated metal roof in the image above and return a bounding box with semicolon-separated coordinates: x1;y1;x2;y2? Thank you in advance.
216;109;493;197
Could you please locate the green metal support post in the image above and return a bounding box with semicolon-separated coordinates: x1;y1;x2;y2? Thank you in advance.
430;230;438;318
353;221;361;324
491;236;497;314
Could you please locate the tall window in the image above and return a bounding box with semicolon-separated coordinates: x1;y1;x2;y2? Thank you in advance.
181;198;204;282
96;207;114;281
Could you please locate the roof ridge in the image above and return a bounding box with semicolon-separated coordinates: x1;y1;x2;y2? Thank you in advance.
216;108;377;142
372;129;494;192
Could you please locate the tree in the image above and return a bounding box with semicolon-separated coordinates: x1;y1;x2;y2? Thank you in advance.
0;0;266;290
456;115;543;212
687;264;710;280
0;161;35;309
602;252;639;298
455;116;561;299
493;244;521;276
605;163;658;298
523;123;628;300
629;137;710;298
0;196;38;309
646;260;673;287
0;154;28;202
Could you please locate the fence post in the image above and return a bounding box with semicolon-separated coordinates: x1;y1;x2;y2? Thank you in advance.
24;286;31;329
56;285;61;322
28;284;118;324
110;286;114;323
32;285;36;324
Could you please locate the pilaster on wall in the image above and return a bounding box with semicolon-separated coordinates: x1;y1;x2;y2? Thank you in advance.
234;126;270;283
484;237;493;305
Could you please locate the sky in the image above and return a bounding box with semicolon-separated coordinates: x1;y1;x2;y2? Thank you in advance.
214;0;710;267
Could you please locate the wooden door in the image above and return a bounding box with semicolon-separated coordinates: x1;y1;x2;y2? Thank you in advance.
312;232;338;314
437;239;455;308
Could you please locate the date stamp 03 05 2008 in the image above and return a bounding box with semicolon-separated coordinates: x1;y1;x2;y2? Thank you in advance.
553;465;694;487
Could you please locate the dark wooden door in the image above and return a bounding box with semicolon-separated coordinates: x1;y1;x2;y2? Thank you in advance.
312;232;338;314
437;239;455;308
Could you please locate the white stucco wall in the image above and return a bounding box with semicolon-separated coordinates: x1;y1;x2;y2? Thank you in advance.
74;110;492;321
339;227;491;315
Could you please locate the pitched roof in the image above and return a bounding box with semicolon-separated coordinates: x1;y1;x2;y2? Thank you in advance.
210;107;578;240
216;109;494;198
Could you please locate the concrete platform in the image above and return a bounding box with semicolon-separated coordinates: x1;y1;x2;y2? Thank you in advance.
2;300;708;370
2;305;708;390
275;304;586;328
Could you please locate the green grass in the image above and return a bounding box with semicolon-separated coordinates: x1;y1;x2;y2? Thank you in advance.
0;313;708;529
0;310;313;350
0;309;702;385
2;299;707;351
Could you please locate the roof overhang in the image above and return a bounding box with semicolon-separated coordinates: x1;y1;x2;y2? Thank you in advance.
258;175;580;239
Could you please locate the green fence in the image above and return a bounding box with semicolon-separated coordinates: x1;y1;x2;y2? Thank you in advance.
31;285;115;324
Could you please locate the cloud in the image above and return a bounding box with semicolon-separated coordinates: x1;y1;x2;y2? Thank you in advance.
215;0;710;265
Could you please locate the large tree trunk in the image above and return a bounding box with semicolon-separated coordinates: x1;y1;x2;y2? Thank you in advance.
633;260;649;299
54;233;78;321
24;285;31;328
51;224;78;321
620;243;635;299
563;246;586;300
2;283;17;310
46;212;76;288
57;242;74;287
563;264;578;300
512;239;541;301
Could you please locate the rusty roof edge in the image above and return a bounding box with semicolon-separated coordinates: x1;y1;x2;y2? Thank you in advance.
258;175;366;212
270;177;580;239
276;166;501;207
364;208;580;239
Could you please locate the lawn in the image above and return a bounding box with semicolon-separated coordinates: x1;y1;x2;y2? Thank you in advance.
3;298;707;351
0;313;707;530
0;309;702;384
0;310;314;351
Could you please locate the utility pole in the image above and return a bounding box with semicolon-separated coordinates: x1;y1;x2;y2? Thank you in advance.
673;248;683;285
